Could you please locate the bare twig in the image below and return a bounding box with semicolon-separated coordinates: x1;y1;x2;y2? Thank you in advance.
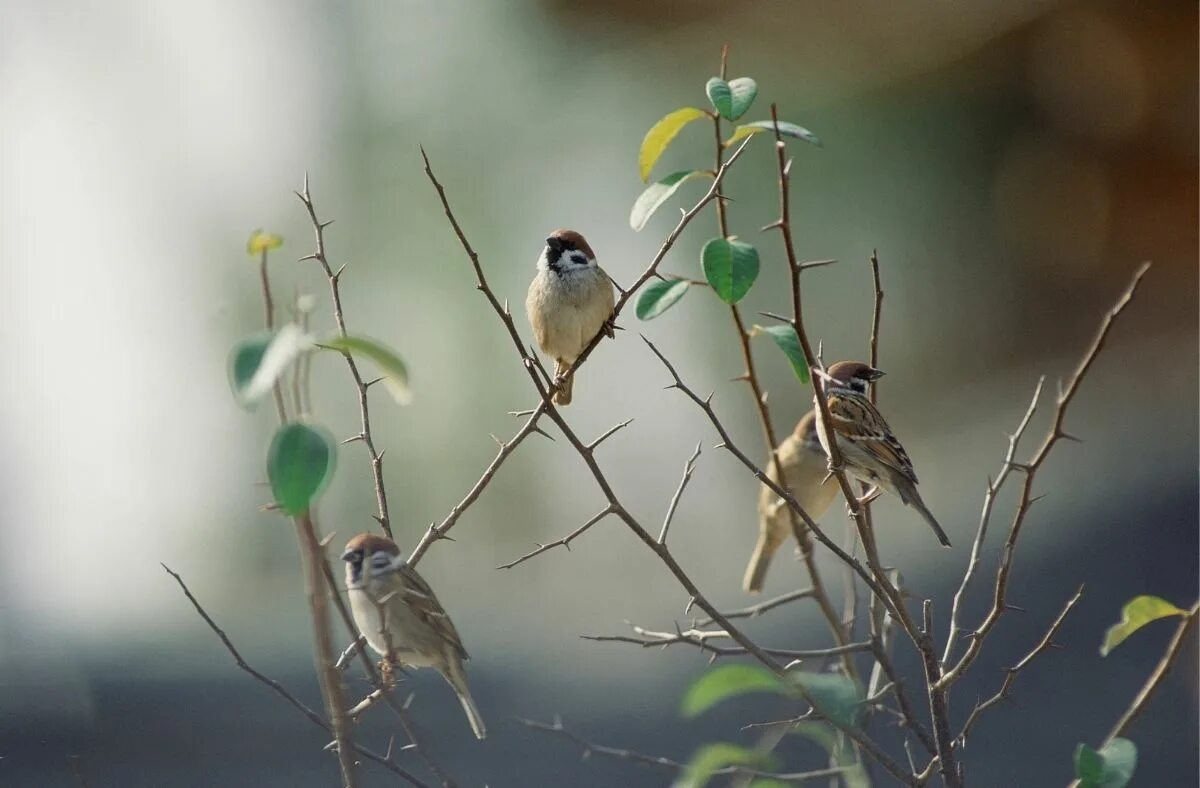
939;262;1152;691
695;587;816;625
658;442;701;543
497;506;615;569
297;178;393;540
942;377;1046;667
409;405;546;566
162;564;427;787
957;585;1084;746
519;717;848;783
584;625;873;661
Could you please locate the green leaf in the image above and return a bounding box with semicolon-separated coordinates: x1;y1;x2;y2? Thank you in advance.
788;671;864;728
675;743;776;788
636;279;690;321
706;77;757;121
681;664;789;718
701;238;760;304
639;107;708;182
1100;596;1186;656
321;335;412;405
247;229;283;255
752;324;810;383
726;120;823;148
792;722;868;788
630;170;712;231
267;423;336;516
228;332;272;406
1075;739;1137;788
229;324;313;406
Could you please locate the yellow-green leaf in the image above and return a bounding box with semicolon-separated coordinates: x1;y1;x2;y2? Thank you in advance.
639;107;708;182
1100;596;1186;656
247;230;283;256
725;120;822;148
321;334;412;405
630;170;712;231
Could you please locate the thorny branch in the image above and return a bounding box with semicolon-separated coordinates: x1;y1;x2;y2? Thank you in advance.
297;178;393;541
658;442;702;543
162;565;428;788
583;625;873;662
937;262;1152;692
520;717;849;783
955;585;1084;747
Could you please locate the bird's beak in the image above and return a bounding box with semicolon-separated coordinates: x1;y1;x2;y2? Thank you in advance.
869;368;886;381
545;236;561;252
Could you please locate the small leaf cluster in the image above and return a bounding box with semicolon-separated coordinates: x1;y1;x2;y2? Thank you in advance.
227;232;411;516
678;664;865;786
629;69;819;385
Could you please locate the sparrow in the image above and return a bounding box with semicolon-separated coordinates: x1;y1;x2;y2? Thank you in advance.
525;229;615;405
813;361;952;548
342;533;487;739
744;410;839;593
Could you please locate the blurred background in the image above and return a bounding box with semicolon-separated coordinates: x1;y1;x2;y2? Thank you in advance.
1;1;1196;785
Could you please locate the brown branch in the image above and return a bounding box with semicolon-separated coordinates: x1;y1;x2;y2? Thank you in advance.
938;262;1152;691
296;178;393;540
408;405;547;566
497;506;615;570
658;442;701;543
956;585;1084;746
162;564;427;787
519;717;847;783
942;376;1045;667
695;587;816;625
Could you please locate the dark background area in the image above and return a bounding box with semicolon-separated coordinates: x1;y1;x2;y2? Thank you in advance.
1;1;1196;786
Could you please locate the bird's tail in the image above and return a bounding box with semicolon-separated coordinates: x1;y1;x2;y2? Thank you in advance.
553;360;573;406
441;660;487;740
743;528;782;594
906;489;952;548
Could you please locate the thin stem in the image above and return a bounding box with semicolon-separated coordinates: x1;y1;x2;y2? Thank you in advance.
296;179;393;540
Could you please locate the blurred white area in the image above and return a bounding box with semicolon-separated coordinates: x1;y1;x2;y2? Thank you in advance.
0;0;1194;744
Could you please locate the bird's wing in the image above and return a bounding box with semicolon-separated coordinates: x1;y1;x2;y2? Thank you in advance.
826;392;919;484
394;565;470;661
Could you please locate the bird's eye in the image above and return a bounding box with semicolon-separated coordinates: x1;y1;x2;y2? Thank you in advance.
570;254;587;266
370;554;392;570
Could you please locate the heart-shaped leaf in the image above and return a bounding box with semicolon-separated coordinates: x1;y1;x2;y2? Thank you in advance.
229;324;313;406
681;664;788;718
636;279;690;321
675;743;776;788
639;107;708;182
630;170;712;231
1075;739;1137;788
247;230;283;256
321;335;412;405
726;120;823;148
267;423;336;516
753;324;810;383
701;238;760;304
1100;596;1186;656
706;77;758;121
789;671;864;728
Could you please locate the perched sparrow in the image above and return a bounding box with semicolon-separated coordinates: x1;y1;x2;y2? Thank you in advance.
342;533;487;740
525;229;615;405
744;410;839;593
814;361;952;548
